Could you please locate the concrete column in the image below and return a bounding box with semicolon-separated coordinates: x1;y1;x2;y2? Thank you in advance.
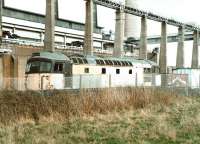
0;0;2;41
12;27;16;34
84;0;93;56
159;21;167;86
40;32;44;43
64;35;67;47
113;9;125;57
191;30;199;68
44;0;55;52
139;15;147;60
3;54;12;89
159;21;167;73
0;57;3;89
176;26;185;68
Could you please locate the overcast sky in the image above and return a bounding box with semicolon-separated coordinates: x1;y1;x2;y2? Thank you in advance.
4;0;200;31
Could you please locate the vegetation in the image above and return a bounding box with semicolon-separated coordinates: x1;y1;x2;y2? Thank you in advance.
0;88;200;143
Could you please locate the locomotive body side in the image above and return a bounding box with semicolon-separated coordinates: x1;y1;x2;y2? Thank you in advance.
25;51;152;90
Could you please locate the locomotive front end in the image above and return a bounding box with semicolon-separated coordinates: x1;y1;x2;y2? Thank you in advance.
25;52;71;90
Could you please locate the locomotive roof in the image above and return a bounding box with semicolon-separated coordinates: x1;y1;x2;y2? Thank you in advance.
31;51;158;67
31;51;70;61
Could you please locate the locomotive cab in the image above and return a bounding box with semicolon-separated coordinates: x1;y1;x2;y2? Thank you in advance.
25;52;71;90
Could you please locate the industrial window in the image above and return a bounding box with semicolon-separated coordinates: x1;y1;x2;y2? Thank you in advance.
84;68;89;73
129;69;132;74
116;69;120;74
54;63;63;73
102;68;106;74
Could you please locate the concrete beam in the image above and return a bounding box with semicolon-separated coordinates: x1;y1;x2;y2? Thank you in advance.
44;0;55;52
139;15;147;60
191;30;199;68
176;26;185;68
84;0;94;56
113;9;125;57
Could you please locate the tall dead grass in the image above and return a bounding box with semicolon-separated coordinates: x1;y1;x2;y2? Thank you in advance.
0;87;177;125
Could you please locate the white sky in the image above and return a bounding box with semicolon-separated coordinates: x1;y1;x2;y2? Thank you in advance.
4;0;200;29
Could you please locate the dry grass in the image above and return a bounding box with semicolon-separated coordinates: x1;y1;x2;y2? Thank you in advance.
1;88;200;143
0;87;176;125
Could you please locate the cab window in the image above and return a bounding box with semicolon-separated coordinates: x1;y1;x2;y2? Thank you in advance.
54;63;63;73
26;60;52;73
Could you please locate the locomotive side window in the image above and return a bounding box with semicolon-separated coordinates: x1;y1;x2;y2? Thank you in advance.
96;59;101;65
105;60;110;65
113;61;118;65
54;63;63;73
116;69;120;74
108;60;113;65
85;68;89;73
116;61;121;66
71;58;78;64
83;58;88;64
100;60;105;65
77;58;84;64
129;69;132;74
124;61;129;66
102;68;106;74
128;62;133;66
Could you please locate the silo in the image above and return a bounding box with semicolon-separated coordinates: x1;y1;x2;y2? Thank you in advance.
125;0;140;38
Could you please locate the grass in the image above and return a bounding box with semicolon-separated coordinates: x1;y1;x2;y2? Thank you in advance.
0;87;200;143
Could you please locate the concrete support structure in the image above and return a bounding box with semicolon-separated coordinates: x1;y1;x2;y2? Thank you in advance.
0;57;3;88
84;0;94;56
125;0;140;38
44;0;55;52
191;30;199;68
113;9;125;57
159;21;167;86
139;16;147;59
14;56;28;90
0;0;2;42
159;21;167;73
40;32;44;43
2;54;13;89
176;26;185;68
